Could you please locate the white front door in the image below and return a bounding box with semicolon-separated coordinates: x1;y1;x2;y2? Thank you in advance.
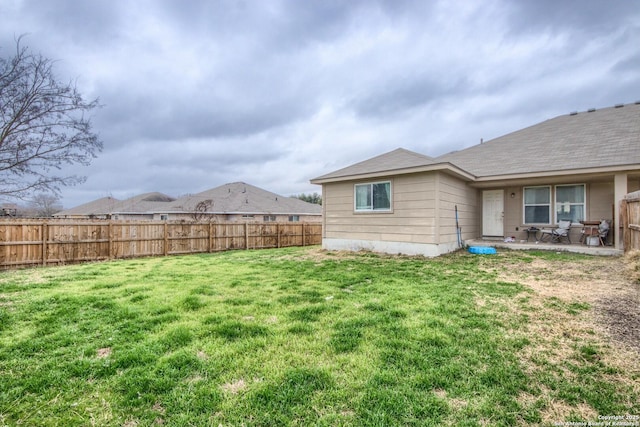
483;190;504;237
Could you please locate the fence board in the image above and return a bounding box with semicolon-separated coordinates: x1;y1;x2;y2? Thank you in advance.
623;191;640;252
0;219;322;269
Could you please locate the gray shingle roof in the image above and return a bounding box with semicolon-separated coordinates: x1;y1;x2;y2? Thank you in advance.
312;148;437;181
110;192;176;213
57;184;321;217
312;102;640;182
166;182;322;215
436;102;640;177
53;197;120;217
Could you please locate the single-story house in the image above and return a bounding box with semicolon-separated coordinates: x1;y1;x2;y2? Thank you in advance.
0;203;19;217
53;193;175;219
310;102;640;256
156;182;322;223
54;182;322;223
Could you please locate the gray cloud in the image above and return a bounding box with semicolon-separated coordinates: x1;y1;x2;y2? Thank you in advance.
613;52;640;74
353;76;470;118
1;0;638;208
505;0;639;35
13;0;123;48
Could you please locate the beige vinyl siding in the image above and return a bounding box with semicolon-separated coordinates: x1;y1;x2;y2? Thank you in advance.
321;168;637;252
437;173;478;245
503;186;523;237
323;174;438;244
115;214;155;220
588;182;614;221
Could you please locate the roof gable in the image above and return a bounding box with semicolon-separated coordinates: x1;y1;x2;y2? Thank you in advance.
312;148;437;181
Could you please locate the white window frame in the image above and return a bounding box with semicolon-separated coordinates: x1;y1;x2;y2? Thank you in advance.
523;185;551;225
263;215;276;222
288;215;300;222
554;184;586;225
354;181;392;212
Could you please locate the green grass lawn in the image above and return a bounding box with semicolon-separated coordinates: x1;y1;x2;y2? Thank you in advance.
0;247;637;426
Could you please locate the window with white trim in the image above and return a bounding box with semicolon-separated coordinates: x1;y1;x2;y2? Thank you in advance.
555;184;585;224
288;215;299;222
263;215;276;222
355;181;391;211
523;186;551;224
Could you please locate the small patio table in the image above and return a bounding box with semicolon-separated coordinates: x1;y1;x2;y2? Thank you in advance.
524;227;539;242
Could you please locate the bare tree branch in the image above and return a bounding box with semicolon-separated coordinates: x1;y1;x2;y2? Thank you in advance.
28;192;63;217
0;35;102;200
191;199;214;222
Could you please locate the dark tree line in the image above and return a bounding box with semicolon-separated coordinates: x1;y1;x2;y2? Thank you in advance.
291;192;322;205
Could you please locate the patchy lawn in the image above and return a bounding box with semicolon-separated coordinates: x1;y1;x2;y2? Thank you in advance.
0;247;638;426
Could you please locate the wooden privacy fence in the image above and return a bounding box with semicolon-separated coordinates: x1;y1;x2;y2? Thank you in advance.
0;220;322;269
622;191;640;252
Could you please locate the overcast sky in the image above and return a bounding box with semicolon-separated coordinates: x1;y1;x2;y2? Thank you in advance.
2;0;639;208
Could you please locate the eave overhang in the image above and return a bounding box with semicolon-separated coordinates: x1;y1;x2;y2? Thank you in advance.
310;162;476;184
312;161;640;188
469;164;640;188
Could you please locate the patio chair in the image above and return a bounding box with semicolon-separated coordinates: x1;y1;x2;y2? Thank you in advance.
540;220;572;243
598;220;610;246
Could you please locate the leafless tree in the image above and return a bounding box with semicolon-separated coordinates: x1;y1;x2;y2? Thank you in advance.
0;36;102;200
28;193;63;217
291;192;322;205
191;199;214;222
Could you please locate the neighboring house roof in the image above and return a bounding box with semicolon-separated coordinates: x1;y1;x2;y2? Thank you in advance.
56;183;321;217
53;197;120;217
166;182;322;215
109;192;176;214
312;102;640;184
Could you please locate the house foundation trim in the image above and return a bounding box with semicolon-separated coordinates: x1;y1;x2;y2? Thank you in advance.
322;238;459;257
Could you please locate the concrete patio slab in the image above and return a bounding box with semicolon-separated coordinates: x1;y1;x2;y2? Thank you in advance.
464;239;623;256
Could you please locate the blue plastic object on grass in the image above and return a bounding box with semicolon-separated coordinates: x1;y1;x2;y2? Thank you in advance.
468;246;497;255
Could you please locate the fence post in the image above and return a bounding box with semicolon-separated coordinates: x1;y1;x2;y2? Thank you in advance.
41;221;48;266
622;199;629;251
245;222;249;250
302;223;305;247
209;222;213;253
108;221;113;259
277;223;281;248
164;222;169;256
